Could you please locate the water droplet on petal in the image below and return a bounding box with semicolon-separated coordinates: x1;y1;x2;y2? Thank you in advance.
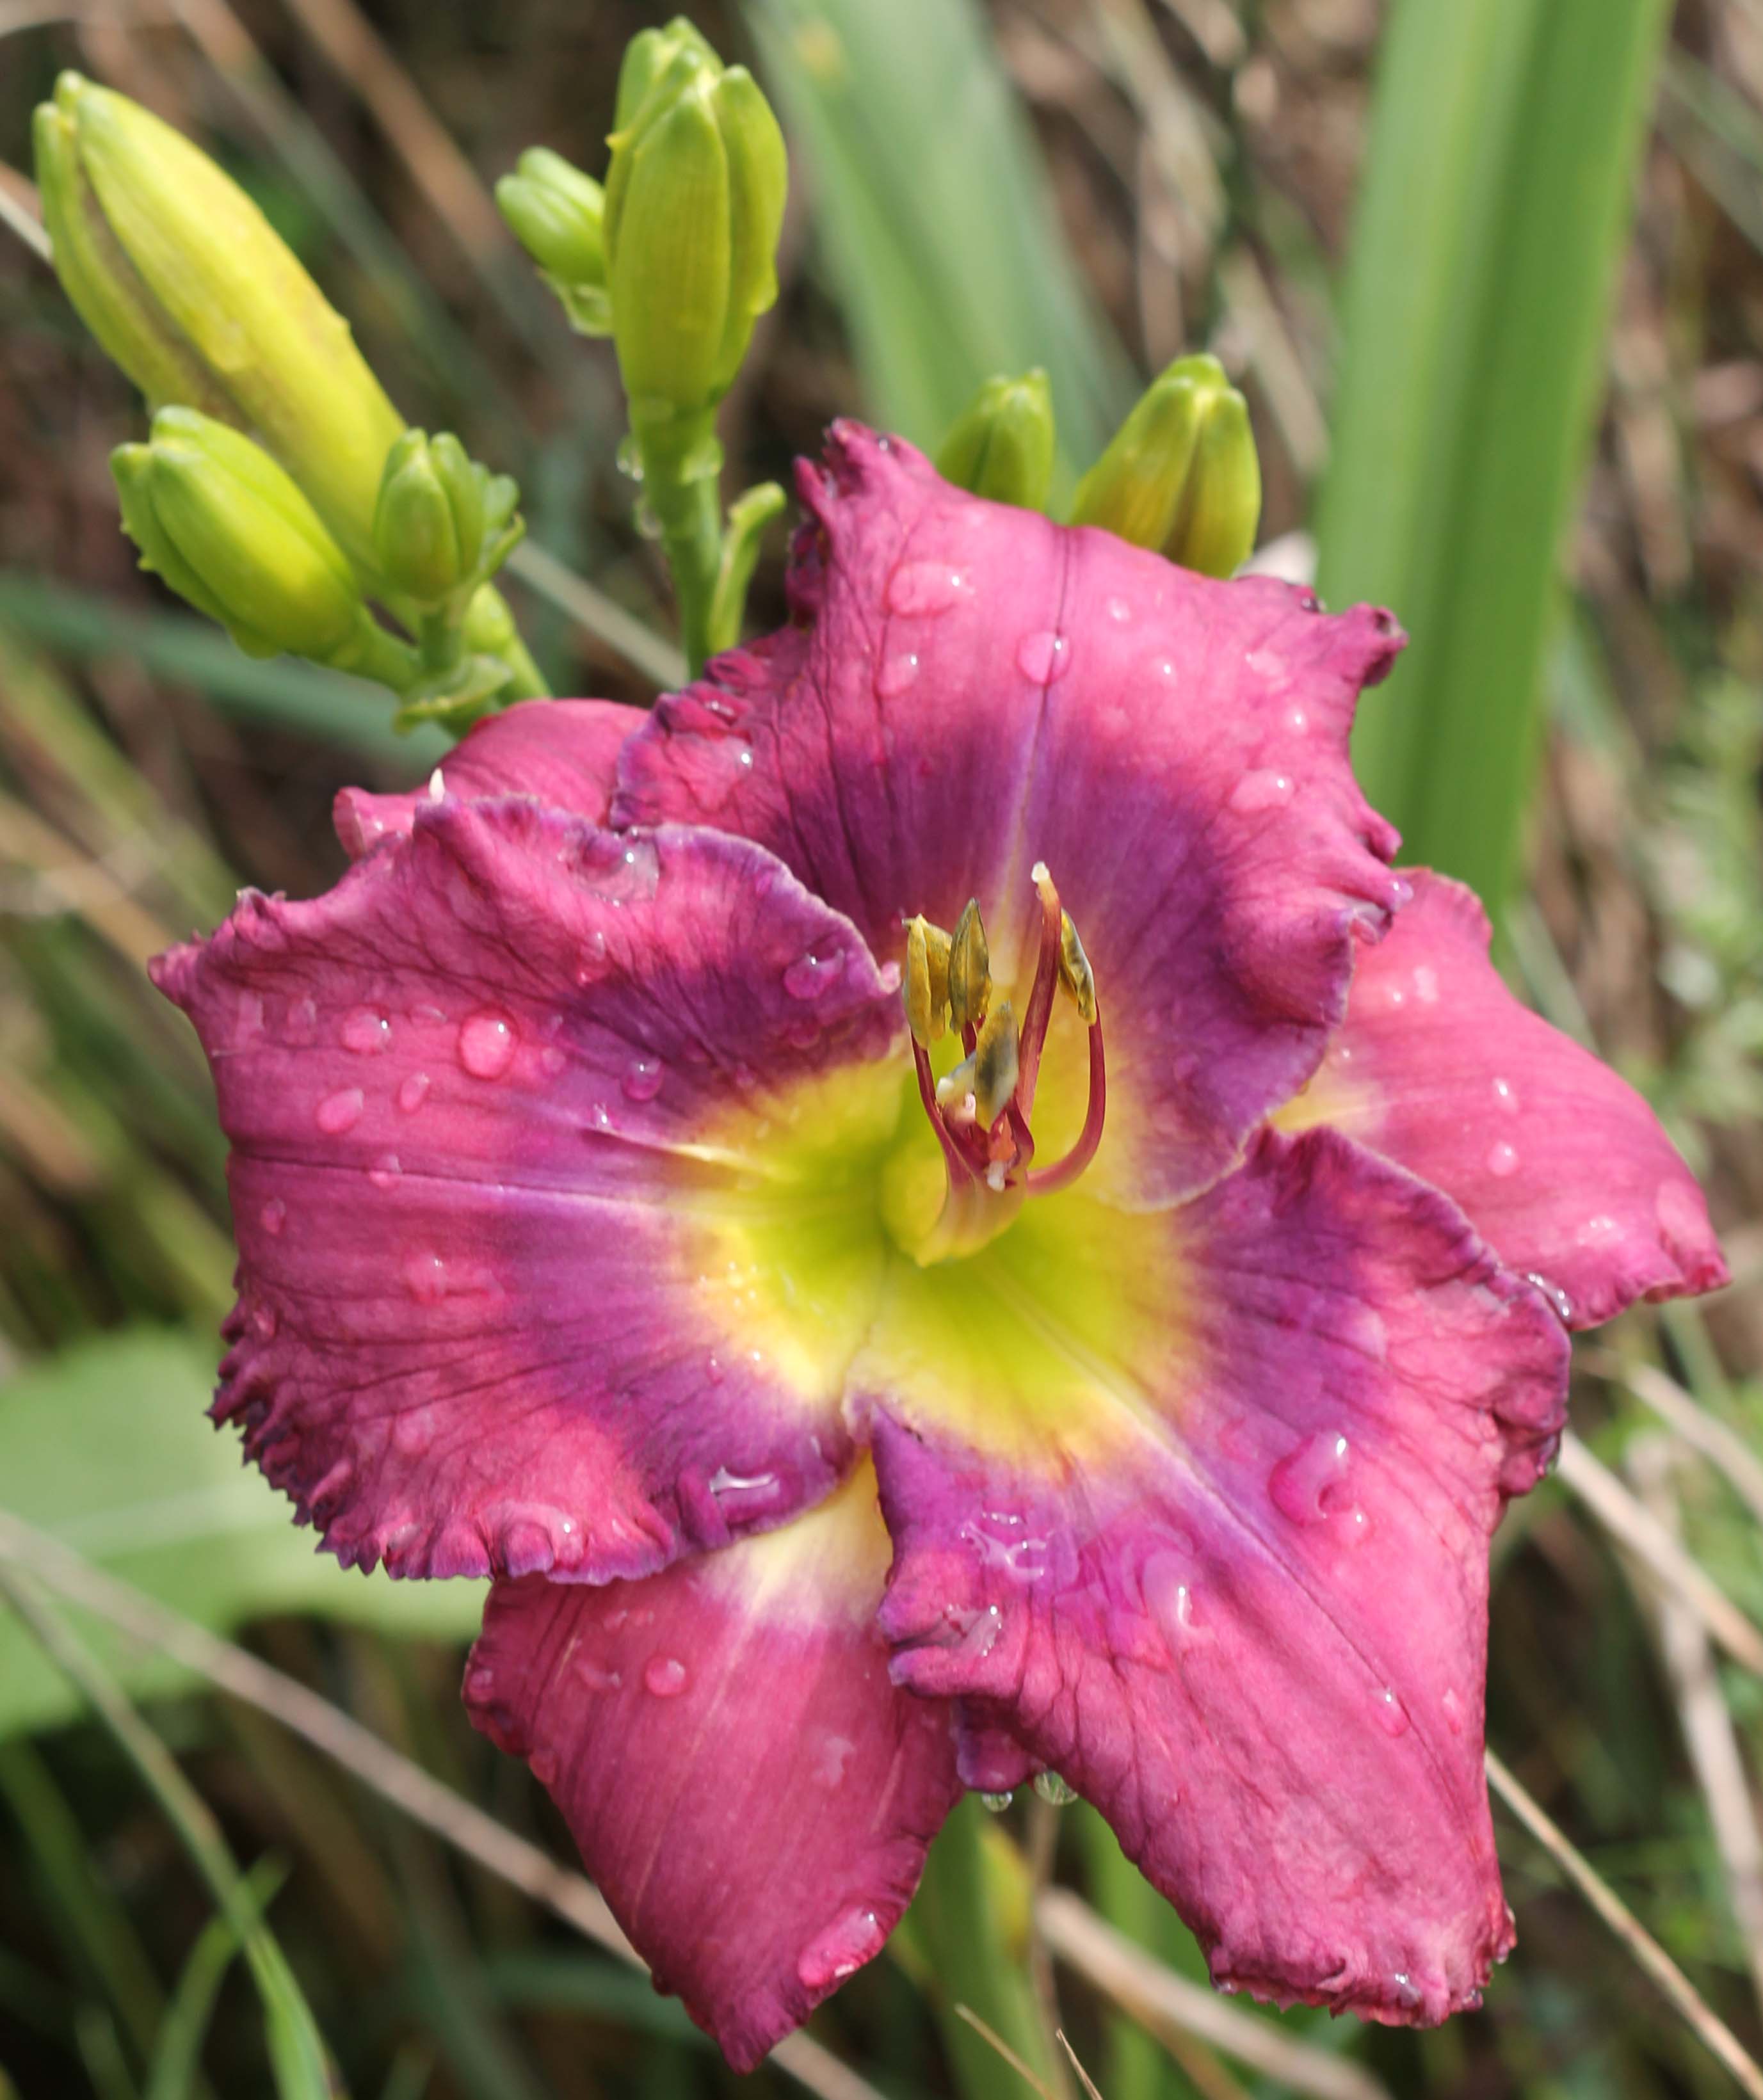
979;1791;1015;1814
260;1199;287;1237
1033;1770;1077;1807
1017;629;1072;683
574;931;609;986
797;1906;885;1991
341;1005;392;1055
286;996;318;1044
887;561;972;616
1285;705;1309;733
1228;769;1296;814
622;1055;663;1102
876;650;921;696
1268;1430;1353;1525
316;1087;364;1134
1577;1212;1620;1247
1492;1075;1518;1112
465;1666;495;1701
458;1009;517;1079
811;1732;855;1789
1486;1139;1519;1179
1392;1971;1422;2010
403;1251;448;1304
705;1354;724;1386
1106;597;1133;624
1526;1272;1574;1324
397;1071;431;1116
784;949;842;1000
368;1152;401;1190
643;1655;688;1698
1373;1687;1411;1737
1441;1687;1466;1734
248;1302;277;1340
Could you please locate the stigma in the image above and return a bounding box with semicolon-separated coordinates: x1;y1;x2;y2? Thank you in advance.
892;862;1106;1264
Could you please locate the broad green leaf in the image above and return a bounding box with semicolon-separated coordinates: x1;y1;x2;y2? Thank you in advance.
0;1329;482;1737
1316;0;1670;908
740;0;1135;495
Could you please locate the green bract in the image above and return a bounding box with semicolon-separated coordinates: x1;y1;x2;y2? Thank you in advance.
603;26;787;454
1070;353;1261;579
936;369;1056;511
113;409;366;663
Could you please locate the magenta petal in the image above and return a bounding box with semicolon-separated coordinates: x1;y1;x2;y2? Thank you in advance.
150;801;904;1580
617;423;1407;1200
865;1128;1568;2023
334;699;642;859
1306;869;1728;1326
463;1468;961;2070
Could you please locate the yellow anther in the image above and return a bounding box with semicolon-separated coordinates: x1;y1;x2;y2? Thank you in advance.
937;998;1018;1128
948;897;991;1035
1058;911;1097;1025
904;913;952;1045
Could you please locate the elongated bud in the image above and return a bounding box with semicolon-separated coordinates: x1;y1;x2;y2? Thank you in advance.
36;73;404;578
1070;353;1261;579
114;408;366;662
603;32;787;454
937;369;1056;511
496;148;610;334
373;430;520;607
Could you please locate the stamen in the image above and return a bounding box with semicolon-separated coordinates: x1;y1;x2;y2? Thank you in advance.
894;863;1109;1262
905;914;952;1045
947;898;991;1036
1014;861;1063;1111
1026;1010;1107;1196
937;999;1019;1128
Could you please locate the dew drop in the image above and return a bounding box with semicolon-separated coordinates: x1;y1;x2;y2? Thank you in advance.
1441;1687;1466;1735
316;1087;364;1134
797;1906;885;1991
286;996;318;1044
1526;1272;1574;1324
457;1009;517;1080
1285;705;1309;733
979;1791;1015;1814
811;1732;855;1790
260;1198;287;1237
876;650;921;696
643;1655;688;1698
622;1055;663;1102
1032;1770;1077;1807
465;1666;495;1701
341;1005;392;1055
402;1251;449;1304
1412;965;1440;1005
1392;1972;1422;2010
784;949;842;1000
1228;769;1296;814
1492;1075;1519;1112
1154;657;1177;684
574;931;609;986
1017;629;1072;684
1486;1140;1519;1178
248;1303;277;1340
1577;1212;1620;1246
1268;1430;1355;1525
1373;1687;1411;1738
705;1354;724;1386
397;1071;431;1116
887;561;972;616
1106;596;1133;624
368;1152;402;1190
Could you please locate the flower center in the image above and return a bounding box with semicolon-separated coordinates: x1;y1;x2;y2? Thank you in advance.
882;863;1106;1265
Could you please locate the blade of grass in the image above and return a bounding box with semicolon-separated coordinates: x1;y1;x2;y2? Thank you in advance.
145;1860;287;2100
1316;0;1671;907
0;1567;337;2099
1486;1748;1763;2100
740;0;1134;492
0;582;446;767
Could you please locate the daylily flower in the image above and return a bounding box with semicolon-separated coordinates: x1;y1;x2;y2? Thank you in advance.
153;424;1727;2070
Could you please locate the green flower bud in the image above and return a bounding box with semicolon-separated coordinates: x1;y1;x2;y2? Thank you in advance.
936;369;1056;511
36;72;403;579
495;148;610;335
613;17;723;131
603;36;787;451
114;408;367;662
373;429;523;608
1069;353;1262;579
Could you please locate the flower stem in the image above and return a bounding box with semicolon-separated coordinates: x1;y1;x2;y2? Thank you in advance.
643;450;722;678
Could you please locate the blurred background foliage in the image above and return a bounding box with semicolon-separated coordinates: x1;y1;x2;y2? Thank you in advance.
1;0;1762;2095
